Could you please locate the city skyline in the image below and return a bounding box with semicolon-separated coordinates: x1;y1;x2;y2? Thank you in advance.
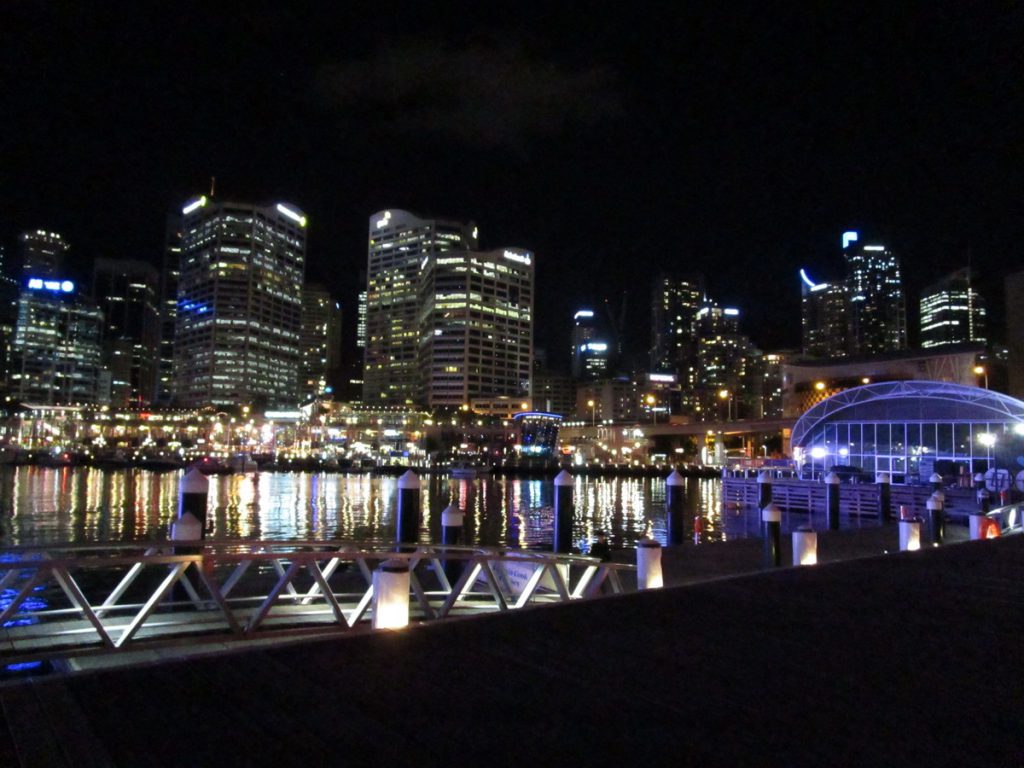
3;4;1021;366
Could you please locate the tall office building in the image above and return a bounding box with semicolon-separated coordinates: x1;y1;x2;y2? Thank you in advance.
0;246;20;394
693;300;760;420
92;258;161;407
299;283;343;401
571;309;610;380
843;231;907;356
800;269;848;358
9;277;106;404
650;273;703;373
920;267;986;348
18;230;69;279
174;195;306;408
364;209;478;405
155;215;182;405
417;248;533;409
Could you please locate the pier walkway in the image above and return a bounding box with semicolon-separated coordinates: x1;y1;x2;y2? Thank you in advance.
0;523;1020;766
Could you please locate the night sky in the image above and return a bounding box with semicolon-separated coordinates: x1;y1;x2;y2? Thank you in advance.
3;2;1022;371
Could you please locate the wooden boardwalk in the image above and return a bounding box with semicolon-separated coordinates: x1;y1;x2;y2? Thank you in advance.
1;526;1020;766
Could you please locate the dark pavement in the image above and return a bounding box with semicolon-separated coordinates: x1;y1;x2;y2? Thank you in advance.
1;530;1021;767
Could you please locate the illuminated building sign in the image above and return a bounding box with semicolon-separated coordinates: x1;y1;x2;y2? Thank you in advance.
182;196;207;215
574;310;594;321
503;249;531;265
842;231;859;249
26;278;74;293
375;210;392;229
276;203;308;227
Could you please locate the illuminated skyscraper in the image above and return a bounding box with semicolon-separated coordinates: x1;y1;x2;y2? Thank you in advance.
650;273;703;374
417;248;533;409
18;230;69;279
920;267;986;348
9;277;106;404
299;284;342;400
800;269;848;358
155;214;182;405
571;309;609;380
92;258;160;407
693;300;760;420
364;209;478;405
843;232;907;356
174;195;306;408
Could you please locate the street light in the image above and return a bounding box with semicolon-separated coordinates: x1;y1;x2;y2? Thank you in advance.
718;389;733;422
973;365;989;390
645;394;657;425
587;399;596;427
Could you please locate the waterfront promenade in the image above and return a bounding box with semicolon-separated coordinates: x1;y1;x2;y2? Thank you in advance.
0;527;1020;766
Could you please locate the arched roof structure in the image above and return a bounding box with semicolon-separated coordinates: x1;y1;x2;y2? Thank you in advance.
791;381;1024;448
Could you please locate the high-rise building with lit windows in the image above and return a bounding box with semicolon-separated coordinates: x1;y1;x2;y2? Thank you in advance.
693;300;760;420
800;269;848;358
364;209;478;405
18;230;69;279
155;214;182;405
920;267;986;348
9;277;106;404
92;258;160;407
843;232;907;356
800;231;907;359
571;309;610;380
174;195;306;408
417;248;533;409
650;273;703;374
300;283;342;401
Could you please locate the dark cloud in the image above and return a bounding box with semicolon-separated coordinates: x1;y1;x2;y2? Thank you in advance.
314;43;622;149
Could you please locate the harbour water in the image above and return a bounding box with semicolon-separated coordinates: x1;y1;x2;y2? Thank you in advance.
0;466;745;551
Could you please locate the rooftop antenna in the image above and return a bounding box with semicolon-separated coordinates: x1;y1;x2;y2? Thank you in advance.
209;176;216;197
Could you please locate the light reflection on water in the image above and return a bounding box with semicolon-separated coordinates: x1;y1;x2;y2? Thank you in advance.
0;466;751;551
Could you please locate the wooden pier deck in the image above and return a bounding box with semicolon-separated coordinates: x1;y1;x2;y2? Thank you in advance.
1;526;1020;766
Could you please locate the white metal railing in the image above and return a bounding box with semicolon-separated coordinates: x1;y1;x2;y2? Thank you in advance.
0;541;635;664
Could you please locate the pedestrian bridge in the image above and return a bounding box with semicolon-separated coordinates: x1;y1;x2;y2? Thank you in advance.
0;542;635;666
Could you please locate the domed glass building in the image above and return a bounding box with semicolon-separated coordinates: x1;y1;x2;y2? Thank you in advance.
790;381;1024;485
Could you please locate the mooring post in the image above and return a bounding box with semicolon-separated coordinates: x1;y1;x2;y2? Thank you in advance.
178;467;209;539
929;472;943;493
553;470;574;554
665;469;685;546
762;502;781;568
636;538;663;589
825;471;840;531
926;491;945;545
396;470;421;550
875;471;891;522
441;504;465;585
757;469;772;511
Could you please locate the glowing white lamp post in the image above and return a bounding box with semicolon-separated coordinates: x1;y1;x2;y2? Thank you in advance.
636;538;663;589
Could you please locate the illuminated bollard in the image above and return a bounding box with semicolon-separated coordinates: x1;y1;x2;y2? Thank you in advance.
441;504;465;585
553;470;574;554
372;560;410;630
636;538;663;589
178;467;209;539
792;526;818;566
929;472;943;493
969;512;987;540
825;471;840;531
396;470;421;550
762;503;782;568
757;470;773;510
876;472;891;522
665;470;685;546
926;492;945;545
899;517;921;551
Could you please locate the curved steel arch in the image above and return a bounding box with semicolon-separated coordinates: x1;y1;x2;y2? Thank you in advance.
791;380;1024;448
